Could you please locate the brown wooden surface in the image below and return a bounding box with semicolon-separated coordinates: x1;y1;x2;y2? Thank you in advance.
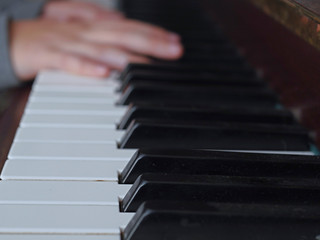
203;0;320;148
249;0;320;51
0;86;30;173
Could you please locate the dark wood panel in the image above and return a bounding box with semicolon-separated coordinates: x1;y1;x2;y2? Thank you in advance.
203;0;320;148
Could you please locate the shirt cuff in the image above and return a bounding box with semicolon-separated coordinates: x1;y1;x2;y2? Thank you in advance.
0;14;20;89
9;0;49;20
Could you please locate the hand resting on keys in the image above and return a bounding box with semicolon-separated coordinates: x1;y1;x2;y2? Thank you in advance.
7;0;184;83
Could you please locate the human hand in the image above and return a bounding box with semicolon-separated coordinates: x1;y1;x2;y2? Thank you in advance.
10;19;183;81
42;0;124;22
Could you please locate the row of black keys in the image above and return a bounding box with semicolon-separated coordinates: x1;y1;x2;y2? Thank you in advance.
118;0;320;239
116;63;311;151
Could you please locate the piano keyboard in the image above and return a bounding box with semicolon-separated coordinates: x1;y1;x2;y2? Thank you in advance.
1;0;320;239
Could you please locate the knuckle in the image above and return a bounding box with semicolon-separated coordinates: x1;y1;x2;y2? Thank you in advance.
60;54;81;70
129;34;149;48
93;46;111;60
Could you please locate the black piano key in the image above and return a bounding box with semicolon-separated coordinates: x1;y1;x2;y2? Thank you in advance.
123;201;320;240
120;68;261;83
119;70;262;93
121;173;320;212
117;104;295;129
119;150;320;184
119;67;262;93
122;57;247;72
117;83;278;107
119;79;266;96
121;63;257;83
120;62;253;82
118;119;311;151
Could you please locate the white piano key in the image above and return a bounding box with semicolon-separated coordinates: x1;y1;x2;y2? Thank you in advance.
26;101;125;113
1;159;126;181
24;104;126;118
0;235;120;240
29;95;118;104
24;109;124;116
8;142;136;161
29;90;119;99
0;205;134;234
35;70;119;87
0;181;130;205
14;127;124;143
20;113;122;128
33;85;118;93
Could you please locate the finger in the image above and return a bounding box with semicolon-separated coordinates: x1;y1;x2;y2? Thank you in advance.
83;30;183;60
39;48;110;77
92;19;180;42
114;20;180;41
55;38;149;69
81;23;183;59
120;33;183;59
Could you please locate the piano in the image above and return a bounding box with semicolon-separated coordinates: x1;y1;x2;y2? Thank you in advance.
0;0;320;239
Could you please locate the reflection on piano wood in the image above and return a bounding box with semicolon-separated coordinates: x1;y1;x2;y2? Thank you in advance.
1;0;320;239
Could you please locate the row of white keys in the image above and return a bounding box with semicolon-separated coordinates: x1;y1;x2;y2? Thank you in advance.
4;73;135;179
0;70;136;238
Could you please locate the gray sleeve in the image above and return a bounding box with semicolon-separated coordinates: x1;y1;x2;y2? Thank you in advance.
0;0;48;89
0;14;20;89
6;0;49;20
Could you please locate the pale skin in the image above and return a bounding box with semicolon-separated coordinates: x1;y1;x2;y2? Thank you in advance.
9;1;184;81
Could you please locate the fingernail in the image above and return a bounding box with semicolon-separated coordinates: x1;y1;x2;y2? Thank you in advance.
168;44;182;55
